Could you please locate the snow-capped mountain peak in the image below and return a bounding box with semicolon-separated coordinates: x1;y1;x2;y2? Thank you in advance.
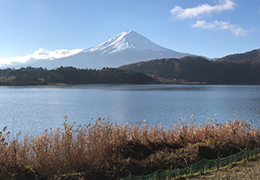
2;31;191;69
84;31;166;54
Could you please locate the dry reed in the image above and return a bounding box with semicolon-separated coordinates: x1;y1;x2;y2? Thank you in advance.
0;118;259;179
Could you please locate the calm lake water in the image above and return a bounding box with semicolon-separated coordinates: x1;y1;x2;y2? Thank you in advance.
0;84;260;136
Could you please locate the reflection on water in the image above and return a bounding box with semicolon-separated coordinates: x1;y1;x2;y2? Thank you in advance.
0;85;259;136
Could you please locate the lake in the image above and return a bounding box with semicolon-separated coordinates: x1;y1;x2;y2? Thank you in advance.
0;84;260;136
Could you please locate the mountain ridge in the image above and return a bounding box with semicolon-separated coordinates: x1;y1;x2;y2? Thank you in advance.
215;48;260;62
119;49;260;84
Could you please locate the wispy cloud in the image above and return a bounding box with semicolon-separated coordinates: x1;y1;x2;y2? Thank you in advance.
193;20;252;36
0;48;83;67
258;5;260;13
170;0;251;36
192;20;216;29
170;0;235;19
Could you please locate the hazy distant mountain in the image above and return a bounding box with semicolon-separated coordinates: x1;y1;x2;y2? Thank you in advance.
6;31;190;69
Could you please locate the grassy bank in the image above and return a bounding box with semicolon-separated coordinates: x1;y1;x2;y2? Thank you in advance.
0;118;260;179
186;154;260;180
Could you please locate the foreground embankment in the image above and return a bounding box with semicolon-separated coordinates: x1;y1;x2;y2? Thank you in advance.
0;118;259;179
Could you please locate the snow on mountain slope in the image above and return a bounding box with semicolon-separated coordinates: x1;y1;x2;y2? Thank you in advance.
2;31;191;69
84;31;167;54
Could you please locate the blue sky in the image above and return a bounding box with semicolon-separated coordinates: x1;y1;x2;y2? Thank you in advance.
0;0;259;65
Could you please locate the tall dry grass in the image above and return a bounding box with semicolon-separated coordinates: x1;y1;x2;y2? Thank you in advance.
0;118;259;179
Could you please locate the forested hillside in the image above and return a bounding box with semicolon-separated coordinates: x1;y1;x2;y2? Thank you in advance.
119;55;260;84
0;66;153;85
216;48;260;62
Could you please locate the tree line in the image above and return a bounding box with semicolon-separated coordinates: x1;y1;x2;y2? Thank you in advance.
0;66;153;85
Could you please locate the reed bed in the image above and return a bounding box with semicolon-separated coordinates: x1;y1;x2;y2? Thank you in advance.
0;118;259;179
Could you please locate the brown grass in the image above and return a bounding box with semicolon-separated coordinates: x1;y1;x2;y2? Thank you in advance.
0;118;259;179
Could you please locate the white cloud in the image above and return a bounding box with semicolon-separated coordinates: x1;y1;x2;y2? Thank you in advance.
0;48;83;67
31;48;83;60
193;20;252;36
170;0;235;19
192;20;216;29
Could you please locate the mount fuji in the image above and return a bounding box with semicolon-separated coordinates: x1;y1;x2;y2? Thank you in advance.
6;31;190;69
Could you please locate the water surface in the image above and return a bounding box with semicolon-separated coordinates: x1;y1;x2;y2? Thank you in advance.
0;84;259;136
